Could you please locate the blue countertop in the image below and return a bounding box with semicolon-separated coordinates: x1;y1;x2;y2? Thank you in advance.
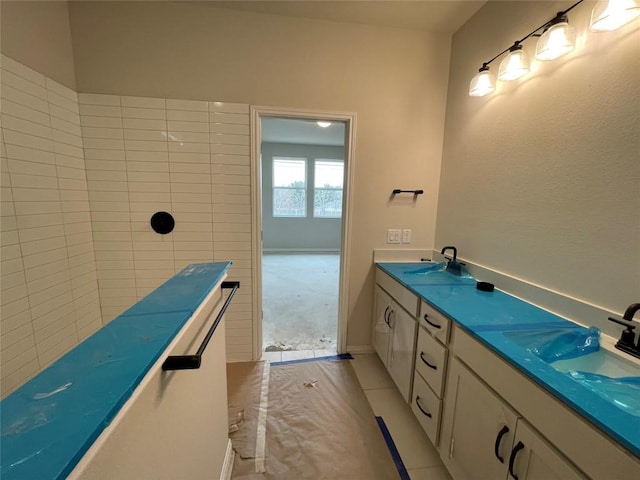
377;262;640;456
0;262;231;480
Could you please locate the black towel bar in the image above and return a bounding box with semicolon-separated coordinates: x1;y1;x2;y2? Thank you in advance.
392;189;424;196
162;281;240;371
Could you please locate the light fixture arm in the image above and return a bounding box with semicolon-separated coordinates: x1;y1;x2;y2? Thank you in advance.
477;0;584;69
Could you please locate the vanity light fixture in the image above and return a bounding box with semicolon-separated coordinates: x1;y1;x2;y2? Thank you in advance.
468;0;640;97
535;14;577;60
469;64;496;96
498;42;530;81
590;0;640;31
317;121;332;128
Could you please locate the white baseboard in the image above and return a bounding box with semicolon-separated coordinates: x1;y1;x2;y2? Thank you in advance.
220;439;235;480
346;344;375;354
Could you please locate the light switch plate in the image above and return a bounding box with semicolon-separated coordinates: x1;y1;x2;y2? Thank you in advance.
387;229;401;244
402;229;412;244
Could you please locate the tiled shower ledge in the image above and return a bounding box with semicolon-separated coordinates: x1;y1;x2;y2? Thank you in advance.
0;262;231;480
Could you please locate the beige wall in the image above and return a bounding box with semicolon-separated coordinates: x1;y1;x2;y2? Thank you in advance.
0;1;77;90
437;1;639;315
68;1;451;349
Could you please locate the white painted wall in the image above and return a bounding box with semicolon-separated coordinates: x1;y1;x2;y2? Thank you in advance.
437;1;640;316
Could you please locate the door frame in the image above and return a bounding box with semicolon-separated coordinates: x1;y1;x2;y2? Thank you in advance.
250;105;357;359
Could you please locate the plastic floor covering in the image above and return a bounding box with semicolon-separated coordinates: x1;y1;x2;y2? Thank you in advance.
226;358;404;479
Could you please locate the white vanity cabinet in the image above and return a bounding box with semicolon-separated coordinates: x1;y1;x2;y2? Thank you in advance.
440;326;640;480
373;271;419;402
441;357;584;480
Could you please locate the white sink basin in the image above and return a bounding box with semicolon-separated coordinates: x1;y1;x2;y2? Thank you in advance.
551;347;640;378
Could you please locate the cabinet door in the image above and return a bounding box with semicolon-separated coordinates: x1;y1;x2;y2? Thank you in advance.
442;358;518;480
507;420;585;480
373;286;393;367
388;306;417;402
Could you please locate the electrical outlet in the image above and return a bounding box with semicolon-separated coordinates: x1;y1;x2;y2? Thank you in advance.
402;229;412;244
387;229;401;244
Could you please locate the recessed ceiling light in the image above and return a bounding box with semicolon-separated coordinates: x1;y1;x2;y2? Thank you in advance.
317;121;332;128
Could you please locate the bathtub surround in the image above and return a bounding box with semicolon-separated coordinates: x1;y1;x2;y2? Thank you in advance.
0;56;101;397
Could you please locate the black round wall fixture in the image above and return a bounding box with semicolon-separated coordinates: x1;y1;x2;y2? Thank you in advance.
150;211;175;235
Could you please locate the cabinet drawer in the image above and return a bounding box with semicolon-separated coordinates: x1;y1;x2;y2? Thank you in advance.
415;327;447;397
411;371;442;446
419;300;450;345
376;269;418;317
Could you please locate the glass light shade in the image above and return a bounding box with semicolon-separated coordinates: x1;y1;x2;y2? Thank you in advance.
469;69;495;97
535;22;577;60
590;0;640;31
498;48;530;81
317;121;332;128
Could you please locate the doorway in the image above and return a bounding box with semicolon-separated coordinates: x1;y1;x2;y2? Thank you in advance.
250;108;356;361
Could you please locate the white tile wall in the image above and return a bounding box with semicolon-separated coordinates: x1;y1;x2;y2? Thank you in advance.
79;94;254;362
0;55;101;397
1;56;255;397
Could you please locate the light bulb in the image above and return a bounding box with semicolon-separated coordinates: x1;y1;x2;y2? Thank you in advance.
469;67;495;97
536;21;577;60
498;46;530;81
317;121;331;128
590;0;640;31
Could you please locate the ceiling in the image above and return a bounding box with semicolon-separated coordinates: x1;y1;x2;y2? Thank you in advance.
262;118;346;146
207;1;486;34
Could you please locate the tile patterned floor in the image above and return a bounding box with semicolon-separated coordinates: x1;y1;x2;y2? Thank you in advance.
350;353;451;480
261;350;451;479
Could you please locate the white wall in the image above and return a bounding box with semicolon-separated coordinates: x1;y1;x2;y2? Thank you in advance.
67;1;452;349
0;55;101;397
262;142;343;252
437;1;639;317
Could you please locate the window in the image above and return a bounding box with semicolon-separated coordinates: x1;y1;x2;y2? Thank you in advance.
273;158;306;217
314;160;344;218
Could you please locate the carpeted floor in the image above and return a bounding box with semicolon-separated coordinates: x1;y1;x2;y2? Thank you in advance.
262;254;339;352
